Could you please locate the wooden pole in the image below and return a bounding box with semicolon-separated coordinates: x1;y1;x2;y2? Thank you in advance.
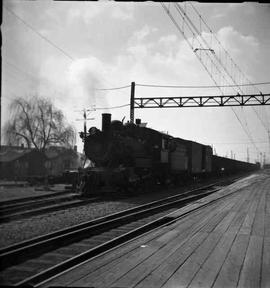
130;82;135;123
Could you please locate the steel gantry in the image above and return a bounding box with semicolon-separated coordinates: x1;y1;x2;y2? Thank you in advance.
129;82;270;123
134;93;270;109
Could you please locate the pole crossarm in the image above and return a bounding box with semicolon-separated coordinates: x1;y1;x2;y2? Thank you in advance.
134;93;270;108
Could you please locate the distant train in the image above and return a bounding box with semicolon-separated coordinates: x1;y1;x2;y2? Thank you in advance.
79;113;259;194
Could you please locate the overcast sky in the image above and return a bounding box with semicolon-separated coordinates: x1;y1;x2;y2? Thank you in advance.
2;1;270;164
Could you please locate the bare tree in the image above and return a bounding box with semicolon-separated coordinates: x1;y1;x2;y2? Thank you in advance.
4;96;76;151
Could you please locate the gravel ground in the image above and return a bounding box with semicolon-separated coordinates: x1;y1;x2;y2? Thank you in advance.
0;200;137;248
0;184;69;202
0;174;245;248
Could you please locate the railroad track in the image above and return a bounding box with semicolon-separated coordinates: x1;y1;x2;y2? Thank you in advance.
0;193;98;223
0;183;224;287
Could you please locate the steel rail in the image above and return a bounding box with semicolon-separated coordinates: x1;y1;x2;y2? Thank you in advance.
0;195;99;223
0;184;223;286
0;182;218;256
17;182;245;288
0;193;78;213
0;189;70;207
39;176;254;288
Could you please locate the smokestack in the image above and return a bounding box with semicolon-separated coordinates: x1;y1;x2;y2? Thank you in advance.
135;118;141;125
102;113;111;132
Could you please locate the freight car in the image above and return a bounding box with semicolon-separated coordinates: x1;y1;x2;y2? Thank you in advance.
212;155;259;175
78;113;214;195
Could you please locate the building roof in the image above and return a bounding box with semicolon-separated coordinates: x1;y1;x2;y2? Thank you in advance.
0;145;83;163
45;146;79;160
0;149;31;162
0;145;29;152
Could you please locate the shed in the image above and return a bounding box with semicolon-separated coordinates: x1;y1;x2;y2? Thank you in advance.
45;146;85;176
0;149;46;180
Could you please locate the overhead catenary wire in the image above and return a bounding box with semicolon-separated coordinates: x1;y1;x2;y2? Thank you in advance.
4;58;131;104
3;6;134;123
161;2;261;155
210;141;269;145
176;2;269;133
3;5;129;101
135;82;270;89
5;56;269;105
4;59;40;83
3;6;74;61
190;2;262;94
3;59;68;103
93;104;130;110
174;3;236;94
3;69;31;89
188;2;269;132
165;3;268;149
4;4;269;159
94;85;131;91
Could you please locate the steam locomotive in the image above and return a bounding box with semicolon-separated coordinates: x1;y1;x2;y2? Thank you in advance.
78;113;259;194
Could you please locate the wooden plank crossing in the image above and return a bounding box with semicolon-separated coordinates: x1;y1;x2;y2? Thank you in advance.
42;171;270;288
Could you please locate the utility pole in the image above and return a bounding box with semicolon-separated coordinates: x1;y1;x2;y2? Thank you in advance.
247;147;249;163
130;82;135;124
76;107;95;139
0;74;1;150
83;110;87;137
268;129;270;163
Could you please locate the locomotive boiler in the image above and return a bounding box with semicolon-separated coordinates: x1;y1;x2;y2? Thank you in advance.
79;113;213;194
79;113;259;195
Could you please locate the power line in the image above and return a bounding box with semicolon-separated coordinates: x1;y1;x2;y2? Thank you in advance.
95;85;131;91
3;59;68;101
174;2;268;136
4;5;135;115
1;88;19;103
4;56;131;112
161;3;262;154
3;68;30;88
210;141;269;145
190;2;262;95
136;82;270;89
4;6;131;99
93;104;130;110
188;2;269;133
4;58;131;102
4;6;74;61
4;59;38;82
3;6;139;113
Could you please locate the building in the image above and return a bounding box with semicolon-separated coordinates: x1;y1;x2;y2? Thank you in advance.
0;148;46;180
0;145;85;180
44;146;85;176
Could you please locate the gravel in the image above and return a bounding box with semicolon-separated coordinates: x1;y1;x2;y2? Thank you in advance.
0;184;69;202
0;175;240;249
0;200;137;248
